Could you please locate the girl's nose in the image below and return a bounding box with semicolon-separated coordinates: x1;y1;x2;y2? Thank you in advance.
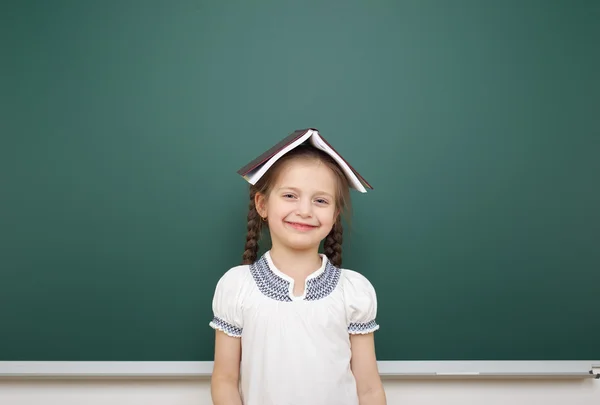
296;198;312;217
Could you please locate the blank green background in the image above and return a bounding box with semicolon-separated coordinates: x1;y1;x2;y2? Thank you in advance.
1;0;598;361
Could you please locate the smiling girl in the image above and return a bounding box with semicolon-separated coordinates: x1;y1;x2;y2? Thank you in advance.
209;132;386;405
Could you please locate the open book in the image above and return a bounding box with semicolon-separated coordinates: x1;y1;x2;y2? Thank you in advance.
237;128;372;193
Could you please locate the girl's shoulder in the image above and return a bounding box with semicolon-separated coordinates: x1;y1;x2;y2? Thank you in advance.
339;267;377;295
214;264;253;290
338;267;380;334
210;265;252;337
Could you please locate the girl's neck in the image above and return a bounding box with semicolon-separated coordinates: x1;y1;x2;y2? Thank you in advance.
268;245;323;279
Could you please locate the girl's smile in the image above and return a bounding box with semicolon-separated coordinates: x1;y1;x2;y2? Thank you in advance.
285;221;319;231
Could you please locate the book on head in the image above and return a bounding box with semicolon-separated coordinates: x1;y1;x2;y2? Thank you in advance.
236;128;372;193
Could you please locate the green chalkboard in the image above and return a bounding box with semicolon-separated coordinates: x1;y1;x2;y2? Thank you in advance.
1;0;598;361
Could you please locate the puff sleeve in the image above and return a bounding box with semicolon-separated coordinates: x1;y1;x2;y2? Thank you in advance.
342;269;380;334
209;266;247;338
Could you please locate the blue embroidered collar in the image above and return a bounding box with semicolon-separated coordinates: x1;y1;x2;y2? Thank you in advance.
249;251;341;302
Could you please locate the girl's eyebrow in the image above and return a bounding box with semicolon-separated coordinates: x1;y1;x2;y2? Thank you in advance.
277;186;334;198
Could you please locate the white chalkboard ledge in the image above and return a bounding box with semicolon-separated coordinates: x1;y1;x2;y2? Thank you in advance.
0;361;598;379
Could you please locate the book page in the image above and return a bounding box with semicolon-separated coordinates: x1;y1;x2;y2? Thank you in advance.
309;135;367;193
244;130;314;184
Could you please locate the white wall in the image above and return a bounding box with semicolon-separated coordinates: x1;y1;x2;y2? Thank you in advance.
0;378;599;405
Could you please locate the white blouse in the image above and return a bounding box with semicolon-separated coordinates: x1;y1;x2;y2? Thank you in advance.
209;251;379;405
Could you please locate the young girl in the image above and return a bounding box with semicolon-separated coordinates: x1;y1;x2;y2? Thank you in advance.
209;138;386;405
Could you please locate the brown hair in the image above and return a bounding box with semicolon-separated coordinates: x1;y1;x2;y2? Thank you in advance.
241;145;352;267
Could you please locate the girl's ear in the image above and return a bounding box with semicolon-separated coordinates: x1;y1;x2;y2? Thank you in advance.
254;192;267;218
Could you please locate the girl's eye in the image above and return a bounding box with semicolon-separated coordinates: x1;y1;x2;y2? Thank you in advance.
315;198;329;205
283;193;296;199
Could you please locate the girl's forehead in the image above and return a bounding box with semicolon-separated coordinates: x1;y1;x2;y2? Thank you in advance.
273;159;337;190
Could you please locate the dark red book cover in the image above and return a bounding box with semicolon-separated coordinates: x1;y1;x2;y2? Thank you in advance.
236;129;310;177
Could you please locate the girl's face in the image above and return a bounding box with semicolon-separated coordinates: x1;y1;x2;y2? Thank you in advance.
256;158;338;254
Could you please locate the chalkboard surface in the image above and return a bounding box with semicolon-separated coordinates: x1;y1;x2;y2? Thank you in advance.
1;0;598;361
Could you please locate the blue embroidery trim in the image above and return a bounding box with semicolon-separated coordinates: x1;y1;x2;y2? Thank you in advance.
250;256;293;302
348;320;379;334
249;254;341;302
210;316;242;337
305;261;341;301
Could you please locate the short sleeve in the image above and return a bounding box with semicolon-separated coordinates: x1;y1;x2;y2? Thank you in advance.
209;266;247;338
342;270;380;334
